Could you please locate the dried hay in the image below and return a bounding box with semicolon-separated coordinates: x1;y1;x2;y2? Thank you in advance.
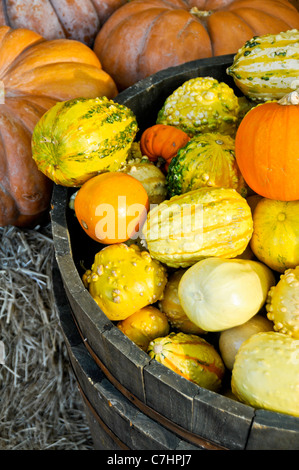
0;224;93;450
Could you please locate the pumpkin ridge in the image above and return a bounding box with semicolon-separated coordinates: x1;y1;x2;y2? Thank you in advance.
1;38;46;82
137;9;170;79
1;1;9;27
47;0;73;37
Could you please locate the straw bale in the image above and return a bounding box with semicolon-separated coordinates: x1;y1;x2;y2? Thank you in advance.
0;224;93;450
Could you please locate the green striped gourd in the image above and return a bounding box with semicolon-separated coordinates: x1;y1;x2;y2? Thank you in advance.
32;97;138;187
141;187;253;268
166;132;247;198
227;29;299;102
148;332;225;392
156;76;240;137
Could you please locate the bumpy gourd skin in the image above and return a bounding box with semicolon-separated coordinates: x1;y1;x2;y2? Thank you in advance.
227;30;299;102
82;243;167;321
231;331;299;417
148;332;225;392
266;266;299;339
166;132;246;198
156;77;239;137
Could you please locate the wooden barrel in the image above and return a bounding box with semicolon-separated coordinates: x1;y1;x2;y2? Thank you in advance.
51;55;299;450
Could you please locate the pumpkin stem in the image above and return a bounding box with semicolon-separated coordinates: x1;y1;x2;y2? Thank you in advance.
278;90;299;105
189;7;213;18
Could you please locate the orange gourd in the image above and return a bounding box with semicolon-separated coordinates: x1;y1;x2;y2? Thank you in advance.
74;172;149;244
140;124;190;170
235;90;299;201
0;0;127;46
93;0;299;90
0;26;117;227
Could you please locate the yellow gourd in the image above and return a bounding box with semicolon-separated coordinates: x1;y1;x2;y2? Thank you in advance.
159;270;205;335
117;306;169;351
250;198;299;273
219;315;273;370
231;332;299;417
178;257;275;332
82;243;167;321
266;266;299;339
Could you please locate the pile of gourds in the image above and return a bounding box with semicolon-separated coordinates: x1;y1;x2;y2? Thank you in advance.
1;4;299;419
29;29;299;419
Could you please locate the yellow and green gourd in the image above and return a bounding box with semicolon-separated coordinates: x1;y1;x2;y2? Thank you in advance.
148;332;225;392
156;76;240;137
141;187;253;268
227;29;299;102
32;97;138;187
231;331;299;417
82;243;167;321
166;132;246;198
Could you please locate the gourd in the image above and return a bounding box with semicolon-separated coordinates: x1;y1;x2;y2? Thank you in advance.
82;243;167;321
74;172;149;244
0;25;117;227
159;270;205;335
231;332;299;417
93;0;299;90
148;332;225;391
32;97;137;187
156;77;240;137
250;198;299;272
219;314;273;370
178;257;276;332
235;89;299;201
166;132;246;198
140;124;190;170
120;153;167;205
227;29;299;102
266;266;299;339
142;187;253;268
117;306;170;351
1;0;126;46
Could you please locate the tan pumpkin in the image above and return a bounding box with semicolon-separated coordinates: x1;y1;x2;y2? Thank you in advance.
0;0;127;46
93;0;299;90
0;26;117;227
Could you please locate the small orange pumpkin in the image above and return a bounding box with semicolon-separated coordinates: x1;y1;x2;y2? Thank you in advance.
235;90;299;201
140;124;190;170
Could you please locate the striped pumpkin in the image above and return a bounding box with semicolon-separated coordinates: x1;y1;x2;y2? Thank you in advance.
142;187;253;268
148;332;225;391
32;97;138;187
227;29;299;102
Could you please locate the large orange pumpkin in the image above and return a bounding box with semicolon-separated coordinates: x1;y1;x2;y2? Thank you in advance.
235;90;299;201
0;26;117;227
0;0;127;46
93;0;299;90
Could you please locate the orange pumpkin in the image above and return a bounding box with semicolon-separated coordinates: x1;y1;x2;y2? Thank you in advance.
0;0;127;46
235;90;299;201
140;124;190;170
74;172;149;244
93;0;299;90
0;26;117;227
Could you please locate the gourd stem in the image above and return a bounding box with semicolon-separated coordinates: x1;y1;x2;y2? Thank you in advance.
189;7;212;18
278;89;299;105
